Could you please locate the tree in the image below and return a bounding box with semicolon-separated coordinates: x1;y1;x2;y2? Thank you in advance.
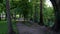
39;0;44;25
43;2;54;27
6;0;14;34
50;0;60;32
19;0;31;21
33;0;40;23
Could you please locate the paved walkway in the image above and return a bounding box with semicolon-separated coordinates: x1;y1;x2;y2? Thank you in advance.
16;22;50;34
16;21;60;34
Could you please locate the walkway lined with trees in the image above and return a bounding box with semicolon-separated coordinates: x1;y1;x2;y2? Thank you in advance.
0;0;60;34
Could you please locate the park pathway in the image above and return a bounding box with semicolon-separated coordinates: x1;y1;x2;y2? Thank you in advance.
15;18;60;34
16;22;50;34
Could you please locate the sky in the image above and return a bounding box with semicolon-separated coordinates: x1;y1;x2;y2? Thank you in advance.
45;0;53;7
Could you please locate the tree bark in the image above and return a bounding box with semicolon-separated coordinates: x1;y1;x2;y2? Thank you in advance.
50;0;60;32
39;0;44;25
0;16;1;21
6;0;14;34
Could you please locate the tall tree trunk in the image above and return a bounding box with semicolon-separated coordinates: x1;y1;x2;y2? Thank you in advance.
39;0;44;25
34;4;38;23
6;0;14;34
0;16;1;21
50;0;60;32
0;14;1;21
34;5;37;23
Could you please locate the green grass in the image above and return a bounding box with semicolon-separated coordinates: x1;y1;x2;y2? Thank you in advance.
0;21;18;34
0;21;8;34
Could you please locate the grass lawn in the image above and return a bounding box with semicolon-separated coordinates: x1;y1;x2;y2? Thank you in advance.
0;21;18;34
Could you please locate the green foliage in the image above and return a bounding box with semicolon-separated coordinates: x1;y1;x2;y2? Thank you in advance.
0;21;8;34
43;2;54;26
0;0;54;27
0;21;18;34
0;0;3;3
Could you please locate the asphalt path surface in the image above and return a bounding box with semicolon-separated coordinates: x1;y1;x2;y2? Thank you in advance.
16;22;51;34
16;18;60;34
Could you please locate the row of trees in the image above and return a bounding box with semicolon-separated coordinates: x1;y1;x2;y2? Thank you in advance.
1;0;60;33
0;0;40;34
